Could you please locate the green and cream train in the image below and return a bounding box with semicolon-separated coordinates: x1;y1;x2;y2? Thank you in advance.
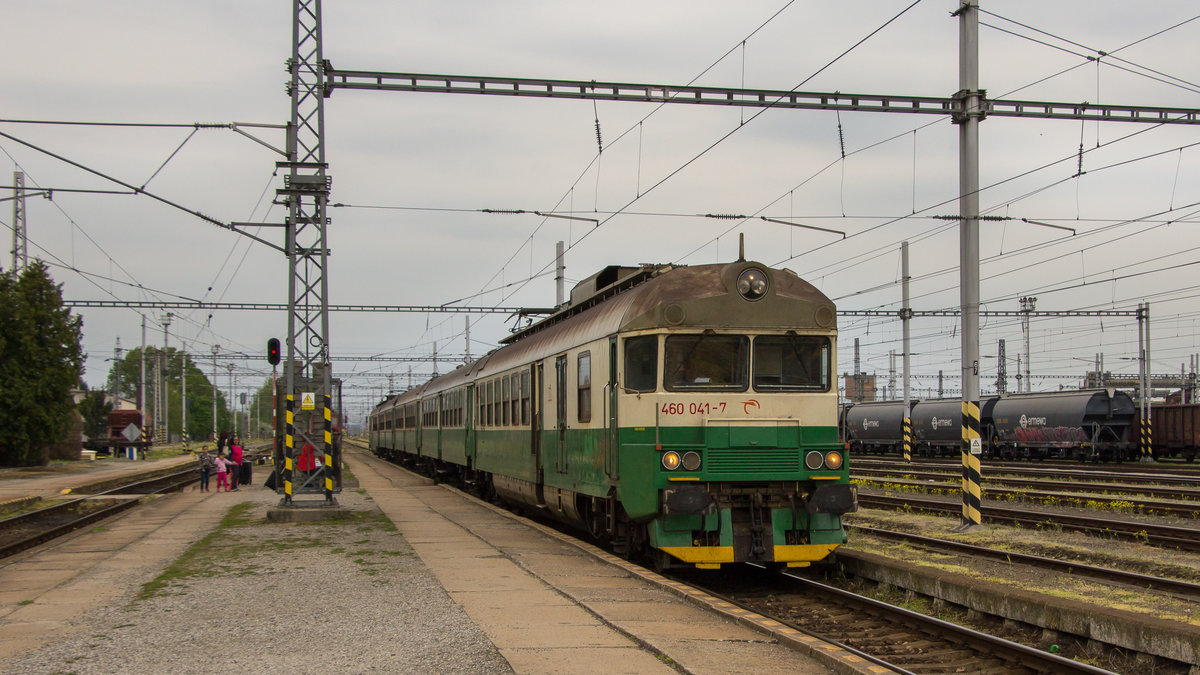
368;260;856;570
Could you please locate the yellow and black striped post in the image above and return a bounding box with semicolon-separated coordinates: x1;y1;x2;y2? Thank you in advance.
960;400;982;528
284;394;295;504
323;394;334;502
902;416;912;463
1141;416;1152;461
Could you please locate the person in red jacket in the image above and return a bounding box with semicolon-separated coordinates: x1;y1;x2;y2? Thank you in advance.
297;442;316;474
229;436;244;492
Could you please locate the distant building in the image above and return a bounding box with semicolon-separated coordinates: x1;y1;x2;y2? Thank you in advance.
843;373;876;403
71;390;138;410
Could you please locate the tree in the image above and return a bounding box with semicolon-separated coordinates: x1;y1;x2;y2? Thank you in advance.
78;388;113;439
105;346;231;443
0;261;84;466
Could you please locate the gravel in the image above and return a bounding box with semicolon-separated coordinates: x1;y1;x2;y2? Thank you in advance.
8;488;513;674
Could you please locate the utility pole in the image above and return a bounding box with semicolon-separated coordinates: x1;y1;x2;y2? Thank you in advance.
996;339;1007;394
112;338;123;403
901;241;912;463
211;344;219;442
555;240;566;308
180;342;188;447
1020;296;1036;393
161;313;172;443
954;0;984;529
139;316;147;455
888;350;896;400
1138;303;1153;461
228;363;236;436
464;316;471;363
11;171;27;274
278;0;336;506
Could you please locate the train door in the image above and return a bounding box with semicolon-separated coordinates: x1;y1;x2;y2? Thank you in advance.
606;337;619;479
532;364;543;483
436;394;444;460
555;355;568;474
466;385;475;467
416;399;423;455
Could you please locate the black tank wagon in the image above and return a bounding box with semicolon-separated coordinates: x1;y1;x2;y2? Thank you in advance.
910;398;970;457
987;389;1135;461
841;389;1138;462
842;400;909;455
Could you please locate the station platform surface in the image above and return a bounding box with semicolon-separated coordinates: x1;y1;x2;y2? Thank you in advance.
349;449;880;674
0;452;197;503
0;446;884;673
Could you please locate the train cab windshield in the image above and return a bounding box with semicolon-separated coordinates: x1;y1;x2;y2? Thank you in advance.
650;333;831;393
752;335;830;392
665;335;749;391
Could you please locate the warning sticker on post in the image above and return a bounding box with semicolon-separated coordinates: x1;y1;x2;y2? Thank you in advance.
301;392;316;410
970;438;982;455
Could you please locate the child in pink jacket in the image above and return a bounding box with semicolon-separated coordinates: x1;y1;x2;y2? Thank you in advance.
214;452;230;492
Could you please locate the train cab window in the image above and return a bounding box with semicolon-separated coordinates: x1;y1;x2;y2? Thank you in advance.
578;351;592;423
520;371;530;426
752;335;830;392
624;335;658;393
665;334;749;392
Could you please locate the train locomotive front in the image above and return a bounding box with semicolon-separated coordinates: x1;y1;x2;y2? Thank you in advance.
370;260;855;570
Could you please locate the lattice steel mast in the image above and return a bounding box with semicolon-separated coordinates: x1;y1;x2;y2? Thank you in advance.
277;0;336;505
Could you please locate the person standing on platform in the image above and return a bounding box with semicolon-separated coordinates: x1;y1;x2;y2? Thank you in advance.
197;446;213;492
229;436;243;492
214;450;231;492
298;442;316;480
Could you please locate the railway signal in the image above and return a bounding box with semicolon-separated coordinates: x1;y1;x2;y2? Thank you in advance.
267;338;280;365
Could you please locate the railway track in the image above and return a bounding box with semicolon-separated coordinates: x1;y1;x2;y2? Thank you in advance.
853;467;1200;501
857;492;1200;551
847;524;1200;601
855;476;1200;518
0;468;200;560
678;565;1117;674
855;458;1200;485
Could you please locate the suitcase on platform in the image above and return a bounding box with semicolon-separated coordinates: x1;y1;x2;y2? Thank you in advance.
240;461;252;486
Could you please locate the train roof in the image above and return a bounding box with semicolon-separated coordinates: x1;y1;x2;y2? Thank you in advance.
377;260;835;408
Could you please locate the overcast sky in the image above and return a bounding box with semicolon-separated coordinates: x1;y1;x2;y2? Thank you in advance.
4;1;1199;421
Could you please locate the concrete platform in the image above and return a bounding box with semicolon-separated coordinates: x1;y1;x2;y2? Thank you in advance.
348;449;886;674
0;453;198;505
265;504;351;522
0;446;886;673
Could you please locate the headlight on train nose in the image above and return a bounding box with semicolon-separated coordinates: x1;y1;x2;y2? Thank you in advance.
824;451;844;471
681;451;701;471
662;451;682;471
805;450;824;470
736;268;769;301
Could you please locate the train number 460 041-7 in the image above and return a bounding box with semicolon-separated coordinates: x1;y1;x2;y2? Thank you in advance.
661;402;727;415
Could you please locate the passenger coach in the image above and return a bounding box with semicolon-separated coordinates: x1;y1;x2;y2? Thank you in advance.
370;259;856;569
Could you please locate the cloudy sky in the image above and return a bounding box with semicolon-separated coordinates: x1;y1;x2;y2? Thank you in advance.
4;1;1199;421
